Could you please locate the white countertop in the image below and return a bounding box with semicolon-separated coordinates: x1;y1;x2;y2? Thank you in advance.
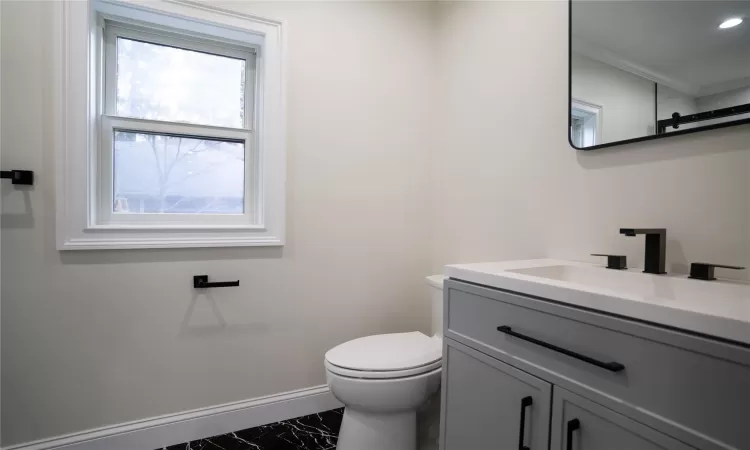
444;259;750;346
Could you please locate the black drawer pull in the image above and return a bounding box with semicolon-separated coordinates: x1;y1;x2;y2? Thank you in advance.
566;418;580;450
518;396;533;450
496;326;625;373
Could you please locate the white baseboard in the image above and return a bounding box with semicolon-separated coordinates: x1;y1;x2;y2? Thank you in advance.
4;386;342;450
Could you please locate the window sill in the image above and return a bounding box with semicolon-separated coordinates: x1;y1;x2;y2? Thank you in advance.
59;234;283;250
85;224;267;231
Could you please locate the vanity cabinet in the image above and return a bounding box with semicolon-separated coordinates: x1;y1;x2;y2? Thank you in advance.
440;279;750;450
441;344;550;450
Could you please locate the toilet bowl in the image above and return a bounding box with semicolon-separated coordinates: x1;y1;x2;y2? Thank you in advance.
325;275;445;450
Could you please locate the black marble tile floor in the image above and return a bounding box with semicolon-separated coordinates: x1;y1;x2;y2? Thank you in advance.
157;408;344;450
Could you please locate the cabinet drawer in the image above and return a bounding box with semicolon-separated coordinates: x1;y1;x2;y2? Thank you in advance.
445;282;750;450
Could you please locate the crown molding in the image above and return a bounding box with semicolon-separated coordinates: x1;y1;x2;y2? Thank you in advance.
572;37;698;97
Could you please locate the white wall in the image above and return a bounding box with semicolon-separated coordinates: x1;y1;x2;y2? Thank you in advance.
696;86;750;127
657;85;750;132
571;52;656;144
657;84;698;133
658;85;697;120
434;1;749;280
1;1;435;445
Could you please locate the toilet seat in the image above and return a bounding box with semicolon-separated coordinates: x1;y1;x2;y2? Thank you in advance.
325;358;442;379
324;331;442;379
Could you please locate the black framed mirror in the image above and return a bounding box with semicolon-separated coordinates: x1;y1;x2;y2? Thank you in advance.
569;1;750;150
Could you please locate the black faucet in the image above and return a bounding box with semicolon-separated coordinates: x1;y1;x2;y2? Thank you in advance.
619;228;667;274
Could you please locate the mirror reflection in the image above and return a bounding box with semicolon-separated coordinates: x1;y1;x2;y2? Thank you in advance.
570;1;750;149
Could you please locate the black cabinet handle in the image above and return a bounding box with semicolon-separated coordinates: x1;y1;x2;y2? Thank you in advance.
518;396;533;450
193;275;240;289
591;254;627;270
689;262;745;281
566;419;580;450
497;326;625;372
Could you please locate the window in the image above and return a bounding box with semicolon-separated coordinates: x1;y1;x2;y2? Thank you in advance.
56;0;285;249
570;99;602;148
101;23;257;227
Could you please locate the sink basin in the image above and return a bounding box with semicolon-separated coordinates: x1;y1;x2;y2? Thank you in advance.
507;264;748;305
509;265;652;291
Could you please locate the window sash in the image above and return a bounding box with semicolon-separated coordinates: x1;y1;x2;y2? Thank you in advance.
97;115;258;228
96;20;260;230
103;22;257;129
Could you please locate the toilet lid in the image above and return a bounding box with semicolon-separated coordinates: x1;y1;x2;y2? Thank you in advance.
325;332;442;372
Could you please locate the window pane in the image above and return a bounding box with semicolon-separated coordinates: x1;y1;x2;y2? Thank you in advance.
113;132;245;214
116;37;246;128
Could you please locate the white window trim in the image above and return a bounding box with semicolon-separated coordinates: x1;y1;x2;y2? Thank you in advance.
54;0;286;250
571;98;603;147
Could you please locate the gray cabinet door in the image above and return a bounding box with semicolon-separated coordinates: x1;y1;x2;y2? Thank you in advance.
550;387;695;450
440;340;551;450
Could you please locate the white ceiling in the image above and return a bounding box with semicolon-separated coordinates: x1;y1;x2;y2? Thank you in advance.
572;0;750;96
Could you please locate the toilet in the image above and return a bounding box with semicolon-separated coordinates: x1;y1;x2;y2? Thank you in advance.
325;275;445;450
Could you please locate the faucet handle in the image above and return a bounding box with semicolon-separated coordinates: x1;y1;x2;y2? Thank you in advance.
689;262;745;281
592;254;627;270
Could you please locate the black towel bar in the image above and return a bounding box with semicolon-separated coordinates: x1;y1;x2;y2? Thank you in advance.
193;275;240;289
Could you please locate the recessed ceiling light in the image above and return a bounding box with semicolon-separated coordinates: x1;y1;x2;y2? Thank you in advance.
719;18;743;29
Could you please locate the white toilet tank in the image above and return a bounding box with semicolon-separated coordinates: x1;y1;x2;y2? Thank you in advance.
425;275;445;338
